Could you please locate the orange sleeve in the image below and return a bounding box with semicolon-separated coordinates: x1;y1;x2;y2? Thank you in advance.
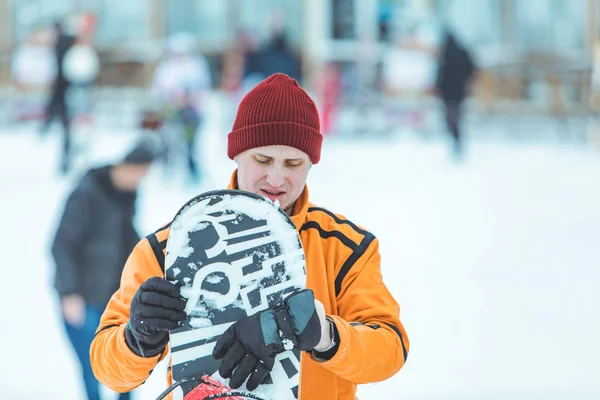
314;236;409;383
90;238;167;392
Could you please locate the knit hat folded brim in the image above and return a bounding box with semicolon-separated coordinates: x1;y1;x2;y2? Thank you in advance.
228;121;322;163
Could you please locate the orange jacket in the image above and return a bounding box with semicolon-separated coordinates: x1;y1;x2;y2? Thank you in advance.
91;172;409;399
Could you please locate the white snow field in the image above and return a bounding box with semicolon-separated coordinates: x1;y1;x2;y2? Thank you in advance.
1;102;599;399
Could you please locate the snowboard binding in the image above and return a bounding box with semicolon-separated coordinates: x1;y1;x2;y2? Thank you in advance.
156;375;267;400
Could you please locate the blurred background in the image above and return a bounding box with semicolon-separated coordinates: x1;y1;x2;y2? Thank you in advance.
1;0;599;399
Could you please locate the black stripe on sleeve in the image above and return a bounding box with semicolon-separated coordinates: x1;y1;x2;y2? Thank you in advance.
383;322;408;363
307;207;369;236
94;324;118;338
146;233;165;273
299;221;358;251
154;222;172;235
348;321;406;361
334;232;376;297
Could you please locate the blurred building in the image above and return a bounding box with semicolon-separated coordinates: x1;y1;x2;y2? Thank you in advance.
1;0;599;116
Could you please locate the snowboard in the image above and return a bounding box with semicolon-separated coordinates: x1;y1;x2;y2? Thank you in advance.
162;190;306;400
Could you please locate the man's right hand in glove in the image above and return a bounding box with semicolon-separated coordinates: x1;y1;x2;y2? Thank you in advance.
125;277;187;357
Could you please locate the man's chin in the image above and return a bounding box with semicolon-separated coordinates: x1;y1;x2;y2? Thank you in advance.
268;195;291;213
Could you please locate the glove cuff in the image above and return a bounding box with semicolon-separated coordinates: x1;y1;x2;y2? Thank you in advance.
311;318;340;362
124;322;168;358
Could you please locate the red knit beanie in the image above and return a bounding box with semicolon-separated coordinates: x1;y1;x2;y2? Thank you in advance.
227;73;323;164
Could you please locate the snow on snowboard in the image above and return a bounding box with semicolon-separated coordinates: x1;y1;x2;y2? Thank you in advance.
160;190;306;400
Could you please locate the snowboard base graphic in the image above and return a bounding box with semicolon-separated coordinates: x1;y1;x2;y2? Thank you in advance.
164;190;306;400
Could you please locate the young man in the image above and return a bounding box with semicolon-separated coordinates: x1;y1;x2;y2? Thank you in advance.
53;140;155;400
91;74;409;399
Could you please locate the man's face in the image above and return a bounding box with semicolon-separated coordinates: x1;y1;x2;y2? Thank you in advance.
235;145;311;213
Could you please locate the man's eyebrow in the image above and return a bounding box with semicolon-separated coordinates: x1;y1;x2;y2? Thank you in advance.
254;153;304;162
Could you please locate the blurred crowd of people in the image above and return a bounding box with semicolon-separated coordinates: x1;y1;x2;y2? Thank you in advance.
7;9;480;182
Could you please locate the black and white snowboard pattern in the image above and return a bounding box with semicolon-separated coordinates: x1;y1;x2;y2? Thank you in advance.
165;190;306;400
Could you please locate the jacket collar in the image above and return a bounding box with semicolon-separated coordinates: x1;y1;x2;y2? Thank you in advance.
227;170;309;231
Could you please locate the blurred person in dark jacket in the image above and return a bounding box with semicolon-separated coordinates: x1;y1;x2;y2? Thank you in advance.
435;31;476;160
176;87;203;183
260;30;302;82
51;140;156;400
40;21;76;174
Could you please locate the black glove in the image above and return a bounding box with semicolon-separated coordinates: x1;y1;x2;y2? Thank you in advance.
125;277;187;357
212;289;322;390
275;289;322;351
212;308;282;391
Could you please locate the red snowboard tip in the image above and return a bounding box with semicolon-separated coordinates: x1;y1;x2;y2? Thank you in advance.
183;375;243;400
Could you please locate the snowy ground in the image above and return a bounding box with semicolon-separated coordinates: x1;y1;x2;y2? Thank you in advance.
1;98;600;399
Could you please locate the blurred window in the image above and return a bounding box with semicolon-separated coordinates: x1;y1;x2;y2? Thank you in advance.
597;0;600;42
332;0;356;40
378;0;401;42
12;0;150;45
81;0;149;44
165;1;229;51
435;0;501;48
516;0;586;52
12;0;71;42
239;0;303;47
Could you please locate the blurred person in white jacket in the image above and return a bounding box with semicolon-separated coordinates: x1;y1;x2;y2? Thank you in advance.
151;32;212;184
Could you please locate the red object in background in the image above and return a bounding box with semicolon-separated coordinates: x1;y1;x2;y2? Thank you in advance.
139;111;165;131
183;375;244;400
80;13;97;36
72;113;94;128
319;64;341;136
72;12;97;40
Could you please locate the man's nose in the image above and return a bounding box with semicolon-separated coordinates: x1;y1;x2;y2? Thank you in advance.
266;166;285;187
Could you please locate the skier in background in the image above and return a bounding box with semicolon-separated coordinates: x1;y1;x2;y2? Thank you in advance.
40;21;76;174
435;31;476;160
